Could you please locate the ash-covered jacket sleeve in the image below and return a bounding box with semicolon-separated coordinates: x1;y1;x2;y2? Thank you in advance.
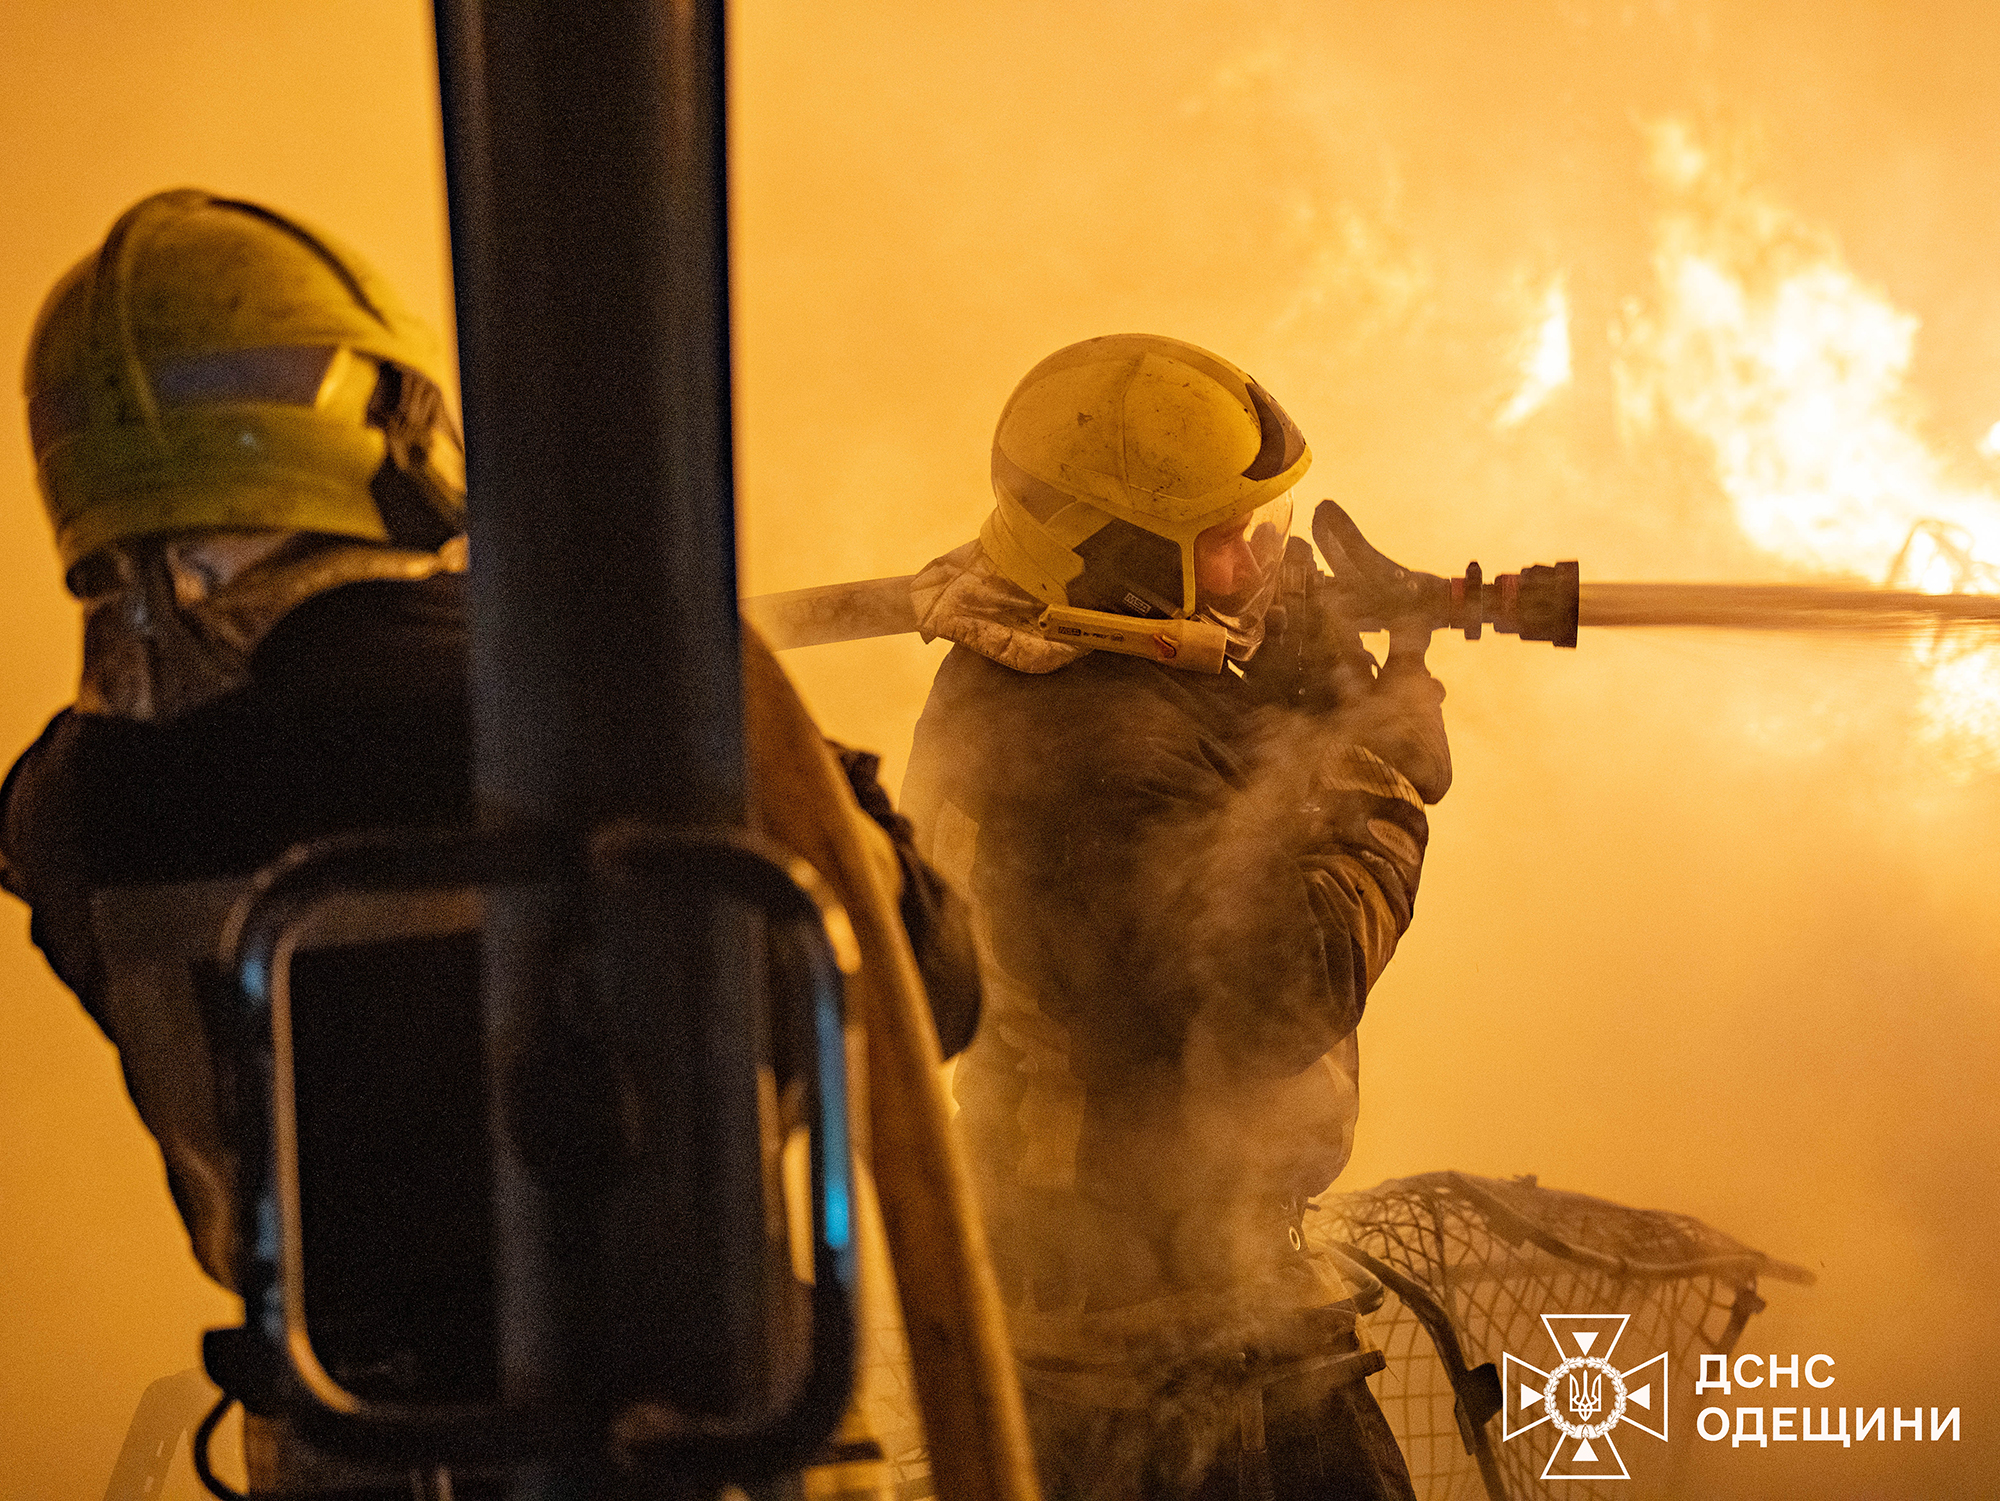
1057;694;1430;1081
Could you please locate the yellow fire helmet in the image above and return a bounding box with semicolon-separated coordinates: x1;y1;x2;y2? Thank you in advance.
979;333;1309;654
24;188;465;587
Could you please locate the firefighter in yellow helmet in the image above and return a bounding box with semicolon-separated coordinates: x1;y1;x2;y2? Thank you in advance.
9;186;470;1252
1;191;987;1498
0;188;489;1495
902;335;1447;1499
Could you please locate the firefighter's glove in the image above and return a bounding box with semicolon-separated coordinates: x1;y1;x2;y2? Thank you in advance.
1330;635;1451;805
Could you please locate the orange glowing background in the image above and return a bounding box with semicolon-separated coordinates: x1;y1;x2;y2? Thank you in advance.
3;3;1998;1497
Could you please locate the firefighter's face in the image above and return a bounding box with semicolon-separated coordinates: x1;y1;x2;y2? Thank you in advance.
1195;513;1262;602
1195;495;1292;607
1188;494;1292;661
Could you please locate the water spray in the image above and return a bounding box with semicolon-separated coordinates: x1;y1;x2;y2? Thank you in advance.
1580;580;2000;635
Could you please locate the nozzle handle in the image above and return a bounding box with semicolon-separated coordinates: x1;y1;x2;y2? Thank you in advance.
1311;500;1578;648
1312;500;1449;624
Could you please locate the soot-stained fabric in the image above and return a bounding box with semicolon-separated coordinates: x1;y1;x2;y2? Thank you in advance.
904;640;1430;1501
0;575;475;1290
2;573;981;1292
903;642;1430;1308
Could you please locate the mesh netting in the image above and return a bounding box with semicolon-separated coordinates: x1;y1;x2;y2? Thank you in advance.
1310;1171;1812;1501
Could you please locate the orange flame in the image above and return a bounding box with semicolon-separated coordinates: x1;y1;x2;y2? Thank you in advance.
1496;274;1572;430
1617;119;2000;769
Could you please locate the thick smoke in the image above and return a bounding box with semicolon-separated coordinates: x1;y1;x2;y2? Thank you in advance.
3;3;1997;1497
744;6;2000;1496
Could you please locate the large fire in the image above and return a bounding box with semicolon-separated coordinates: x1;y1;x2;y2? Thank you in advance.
1496;274;1572;430
1608;118;2000;768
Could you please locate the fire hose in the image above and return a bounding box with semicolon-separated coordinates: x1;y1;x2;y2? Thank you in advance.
745;499;2000;661
743;500;1577;666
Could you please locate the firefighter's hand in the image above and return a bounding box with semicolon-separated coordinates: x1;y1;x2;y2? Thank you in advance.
1337;622;1451;805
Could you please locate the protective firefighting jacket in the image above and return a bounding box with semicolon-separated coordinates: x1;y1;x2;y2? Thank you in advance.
1;574;474;1285
1;563;1035;1499
902;546;1434;1325
0;572;981;1290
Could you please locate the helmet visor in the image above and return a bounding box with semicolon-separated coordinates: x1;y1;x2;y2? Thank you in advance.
1193;494;1293;660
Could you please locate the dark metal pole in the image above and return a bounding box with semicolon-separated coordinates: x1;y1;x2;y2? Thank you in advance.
433;0;764;1491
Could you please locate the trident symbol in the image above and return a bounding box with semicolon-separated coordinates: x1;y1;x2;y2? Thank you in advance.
1568;1371;1603;1423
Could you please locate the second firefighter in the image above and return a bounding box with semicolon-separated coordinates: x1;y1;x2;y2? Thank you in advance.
902;333;1449;1500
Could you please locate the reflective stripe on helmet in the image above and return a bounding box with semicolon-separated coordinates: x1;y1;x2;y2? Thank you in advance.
29;345;341;460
